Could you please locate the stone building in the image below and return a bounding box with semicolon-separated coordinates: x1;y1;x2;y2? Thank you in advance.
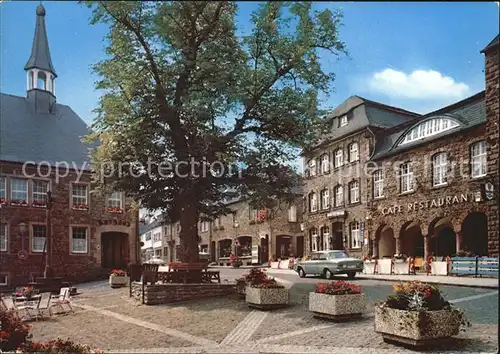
301;99;420;258
367;34;499;259
0;5;138;288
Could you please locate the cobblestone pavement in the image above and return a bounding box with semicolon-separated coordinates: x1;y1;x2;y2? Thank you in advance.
28;276;498;354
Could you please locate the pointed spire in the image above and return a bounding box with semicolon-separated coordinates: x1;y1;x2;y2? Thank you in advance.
24;4;57;77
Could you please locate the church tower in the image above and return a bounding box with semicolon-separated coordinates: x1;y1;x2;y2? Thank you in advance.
25;4;57;114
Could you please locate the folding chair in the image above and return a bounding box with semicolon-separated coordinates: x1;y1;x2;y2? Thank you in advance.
27;292;52;321
1;297;33;321
51;288;73;314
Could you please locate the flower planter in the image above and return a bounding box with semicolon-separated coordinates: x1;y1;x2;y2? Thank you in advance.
245;286;289;310
374;307;461;347
392;261;410;275
377;259;392;274
235;280;247;298
309;292;365;321
363;261;376;274
109;275;129;288
430;262;449;276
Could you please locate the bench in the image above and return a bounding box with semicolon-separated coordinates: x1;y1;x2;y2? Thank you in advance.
477;257;499;277
450;257;477;276
167;262;220;284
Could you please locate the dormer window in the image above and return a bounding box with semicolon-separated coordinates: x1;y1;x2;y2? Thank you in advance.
309;159;317;176
399;118;460;146
340;115;348;127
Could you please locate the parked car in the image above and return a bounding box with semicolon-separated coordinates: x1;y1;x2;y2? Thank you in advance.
144;256;165;265
294;250;364;279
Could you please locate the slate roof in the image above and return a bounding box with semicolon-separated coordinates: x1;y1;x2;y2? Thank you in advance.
24;5;57;76
481;34;499;53
371;91;486;160
0;93;96;169
304;96;420;154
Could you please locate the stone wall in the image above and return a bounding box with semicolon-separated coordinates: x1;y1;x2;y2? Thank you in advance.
0;162;138;288
131;282;235;305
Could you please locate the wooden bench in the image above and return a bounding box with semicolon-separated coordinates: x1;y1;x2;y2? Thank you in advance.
167;262;220;284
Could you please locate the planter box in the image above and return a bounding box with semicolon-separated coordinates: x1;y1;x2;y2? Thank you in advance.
392;261;410;275
431;262;449;276
245;286;288;310
309;292;365;321
109;275;129;288
377;259;392;274
235;280;246;298
363;262;376;274
374;307;461;347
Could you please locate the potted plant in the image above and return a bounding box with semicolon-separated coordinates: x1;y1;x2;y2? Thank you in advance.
244;268;288;310
374;281;470;348
109;269;129;288
230;254;242;268
15;286;36;300
309;281;365;321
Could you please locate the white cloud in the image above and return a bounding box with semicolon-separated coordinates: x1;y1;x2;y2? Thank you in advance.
367;68;471;101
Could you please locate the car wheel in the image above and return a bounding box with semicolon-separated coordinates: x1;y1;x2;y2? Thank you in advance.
298;267;306;278
347;271;356;279
324;269;333;279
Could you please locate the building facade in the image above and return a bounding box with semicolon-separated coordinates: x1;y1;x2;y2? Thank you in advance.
0;5;138;288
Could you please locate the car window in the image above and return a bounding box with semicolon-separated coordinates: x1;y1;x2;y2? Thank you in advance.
317;253;328;260
328;251;349;259
310;253;319;260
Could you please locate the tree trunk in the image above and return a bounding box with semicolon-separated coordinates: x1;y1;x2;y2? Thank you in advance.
178;188;200;263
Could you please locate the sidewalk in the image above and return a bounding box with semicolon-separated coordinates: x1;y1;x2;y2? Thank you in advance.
266;268;499;289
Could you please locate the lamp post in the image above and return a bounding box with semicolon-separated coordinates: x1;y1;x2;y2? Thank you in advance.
44;189;53;278
233;221;239;257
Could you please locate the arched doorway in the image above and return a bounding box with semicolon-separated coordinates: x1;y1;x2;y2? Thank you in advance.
276;235;292;259
332;222;344;250
400;221;424;257
210;241;216;262
430;218;456;258
377;225;395;258
101;232;129;269
260;234;269;264
462;212;488;256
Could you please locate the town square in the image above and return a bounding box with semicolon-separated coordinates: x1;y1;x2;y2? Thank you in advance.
0;1;498;353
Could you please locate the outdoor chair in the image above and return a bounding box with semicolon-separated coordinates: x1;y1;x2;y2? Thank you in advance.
50;288;73;314
1;296;33;321
27;292;52;321
51;287;69;301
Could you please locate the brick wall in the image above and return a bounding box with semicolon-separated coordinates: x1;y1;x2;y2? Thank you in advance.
0;161;138;287
131;282;235;305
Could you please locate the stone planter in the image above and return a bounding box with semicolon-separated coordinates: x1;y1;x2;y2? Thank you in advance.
431;262;449;276
245;286;289;310
235;280;247;298
374;306;462;347
109;275;129;288
392;261;410;275
363;261;376;274
309;292;365;321
377;259;393;274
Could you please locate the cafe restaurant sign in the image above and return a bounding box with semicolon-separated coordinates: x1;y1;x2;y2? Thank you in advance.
380;193;472;216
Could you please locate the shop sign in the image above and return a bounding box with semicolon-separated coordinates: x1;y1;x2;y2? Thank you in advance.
327;210;346;218
380;193;472;216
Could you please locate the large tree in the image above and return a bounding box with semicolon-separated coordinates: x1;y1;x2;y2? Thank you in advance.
84;1;346;262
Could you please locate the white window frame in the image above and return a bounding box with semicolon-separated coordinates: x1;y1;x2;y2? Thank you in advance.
288;205;297;222
349;181;359;203
321;226;331;250
340;115;348;127
200;221;209;233
31;225;46;253
309;159;317;176
321;189;330;210
11;178;28;205
32;180;48;207
335;185;343;207
350;222;361;249
153;232;161;241
311;229;318;252
310;193;318;212
373;170;384;198
470;141;487;178
399;118;459;145
432;153;448;186
71;226;88;254
334;149;343;168
72;184;89;210
0;177;6;204
321;154;330;173
400;163;414;193
107;191;123;212
349;143;359;162
0;223;7;252
145;232;152;241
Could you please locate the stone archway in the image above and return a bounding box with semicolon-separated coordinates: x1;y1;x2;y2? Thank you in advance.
462;212;488;256
400;221;424;257
429;217;456;257
376;225;396;258
276;235;292;259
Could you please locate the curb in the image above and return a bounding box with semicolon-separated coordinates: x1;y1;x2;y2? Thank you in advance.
357;276;499;289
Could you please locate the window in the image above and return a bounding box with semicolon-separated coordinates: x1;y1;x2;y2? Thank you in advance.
470;141;487;178
350;222;361;249
200;221;209;233
321;226;330;250
288;205;297;222
321;154;330;173
11;178;28;205
340;115;348;127
32;225;46;253
215;217;223;227
349;181;359;203
334;149;343;168
145;232;152;241
0;223;7;251
309;193;317;212
320;189;330;210
311;228;318;252
349;143;359;162
399;118;460;145
32;180;48;207
153;232;161;241
309;159;317;176
0;274;7;286
432;153;448;186
72;184;88;210
249;208;258;220
334;185;343;207
400;163;414;193
373;170;384;198
71;227;88;253
155;249;162;257
0;177;6;204
107;191;123;212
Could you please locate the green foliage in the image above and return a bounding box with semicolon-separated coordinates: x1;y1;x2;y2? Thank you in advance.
82;1;346;260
